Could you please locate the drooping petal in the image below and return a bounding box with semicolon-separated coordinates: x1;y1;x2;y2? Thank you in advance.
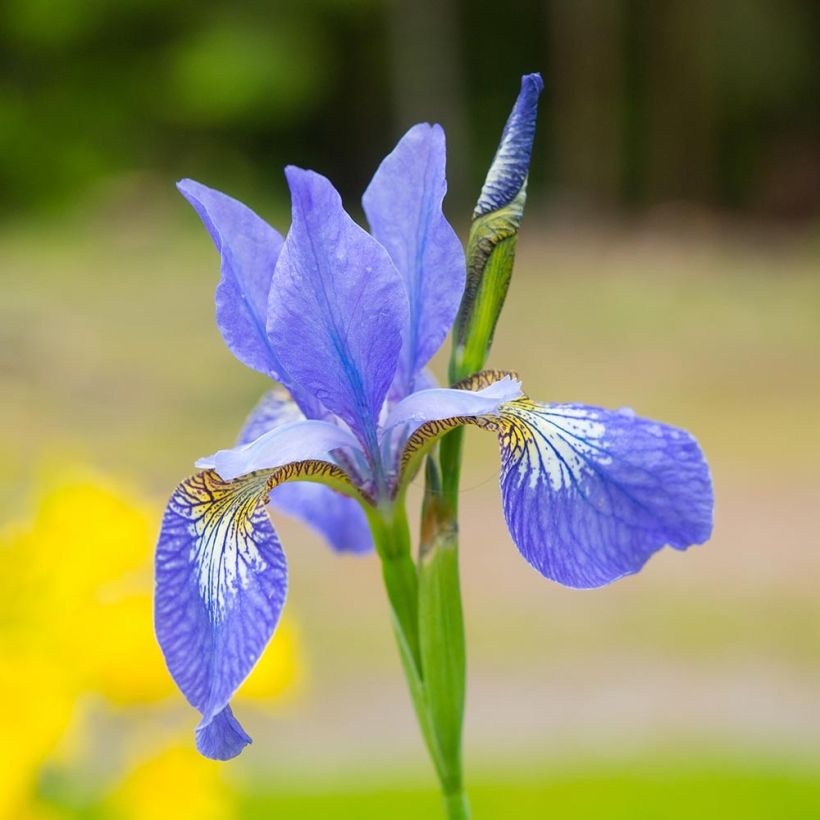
362;124;465;396
267;167;408;456
238;390;373;553
197;418;362;483
496;400;714;589
177;180;323;418
195;704;252;760
154;470;288;759
473;73;543;218
269;482;374;554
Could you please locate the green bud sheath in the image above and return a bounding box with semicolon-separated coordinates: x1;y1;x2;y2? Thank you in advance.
452;72;543;382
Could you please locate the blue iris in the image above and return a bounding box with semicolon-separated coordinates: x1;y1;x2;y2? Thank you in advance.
155;74;713;760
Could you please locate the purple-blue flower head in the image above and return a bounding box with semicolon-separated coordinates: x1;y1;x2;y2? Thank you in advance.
155;79;713;760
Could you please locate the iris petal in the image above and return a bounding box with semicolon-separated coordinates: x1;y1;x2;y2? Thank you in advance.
236;388;303;446
496;400;714;588
195;704;252;761
197;417;361;483
177;179;322;417
154;470;288;759
363;123;465;397
269;482;374;554
268;167;408;456
238;391;373;553
385;377;522;434
387;372;523;485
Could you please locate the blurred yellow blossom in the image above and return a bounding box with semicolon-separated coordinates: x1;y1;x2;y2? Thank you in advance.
0;467;302;818
104;745;234;820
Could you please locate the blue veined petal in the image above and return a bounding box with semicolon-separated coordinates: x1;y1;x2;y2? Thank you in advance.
197;417;362;482
236;388;304;446
269;482;373;554
238;390;373;553
177;179;323;418
154;470;288;759
196;704;252;760
497;401;713;589
363;123;465;397
473;73;543;218
177;179;284;378
384;376;523;434
267;167;408;457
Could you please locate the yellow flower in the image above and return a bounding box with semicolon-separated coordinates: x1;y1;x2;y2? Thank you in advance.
0;467;303;818
0;655;73;820
104;745;234;820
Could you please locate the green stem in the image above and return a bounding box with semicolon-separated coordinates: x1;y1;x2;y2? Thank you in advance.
369;500;471;820
443;787;471;820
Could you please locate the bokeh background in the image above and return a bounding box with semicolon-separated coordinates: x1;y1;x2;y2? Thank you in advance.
2;1;819;817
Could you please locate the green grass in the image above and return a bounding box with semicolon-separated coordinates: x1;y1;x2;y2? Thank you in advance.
242;761;820;819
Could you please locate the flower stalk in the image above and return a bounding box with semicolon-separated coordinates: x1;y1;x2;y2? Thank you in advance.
410;74;544;817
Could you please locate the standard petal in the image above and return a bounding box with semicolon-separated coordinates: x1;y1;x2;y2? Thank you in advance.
177;179;285;377
363;124;465;396
473;73;543;218
268;167;408;456
197;418;362;482
497;401;714;589
154;470;288;759
238;390;373;553
178;180;324;418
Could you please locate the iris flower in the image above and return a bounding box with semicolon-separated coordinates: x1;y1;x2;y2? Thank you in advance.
155;78;713;761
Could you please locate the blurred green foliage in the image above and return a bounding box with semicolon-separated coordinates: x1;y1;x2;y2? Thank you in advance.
1;0;818;218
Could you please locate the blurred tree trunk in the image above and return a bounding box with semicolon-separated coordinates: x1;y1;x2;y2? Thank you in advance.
548;0;624;209
644;0;718;206
385;0;470;209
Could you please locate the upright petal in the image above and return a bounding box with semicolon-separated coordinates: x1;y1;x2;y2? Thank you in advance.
178;180;324;418
154;470;288;759
238;391;373;553
177;180;284;378
363;124;465;396
268;167;408;457
496;401;714;588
